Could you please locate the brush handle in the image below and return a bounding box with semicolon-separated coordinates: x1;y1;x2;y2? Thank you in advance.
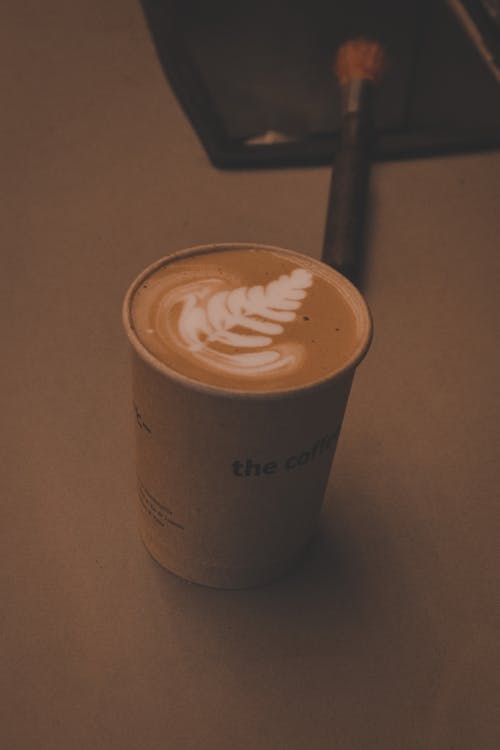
322;84;373;286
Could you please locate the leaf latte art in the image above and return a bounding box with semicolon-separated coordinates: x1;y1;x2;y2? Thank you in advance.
158;268;313;377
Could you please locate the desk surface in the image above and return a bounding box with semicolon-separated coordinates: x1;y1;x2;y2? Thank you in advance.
2;2;500;748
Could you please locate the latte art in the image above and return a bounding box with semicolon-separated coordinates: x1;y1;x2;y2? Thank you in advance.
157;269;313;377
129;246;368;392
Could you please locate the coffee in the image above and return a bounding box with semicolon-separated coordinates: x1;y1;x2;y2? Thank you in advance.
130;245;369;392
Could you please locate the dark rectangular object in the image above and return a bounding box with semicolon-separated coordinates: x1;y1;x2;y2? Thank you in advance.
141;0;500;168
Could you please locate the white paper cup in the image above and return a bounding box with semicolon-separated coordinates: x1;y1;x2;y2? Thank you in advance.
123;244;372;588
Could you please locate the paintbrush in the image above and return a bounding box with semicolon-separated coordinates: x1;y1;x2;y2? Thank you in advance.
322;38;386;287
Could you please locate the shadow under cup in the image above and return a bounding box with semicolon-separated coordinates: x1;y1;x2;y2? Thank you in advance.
122;243;372;589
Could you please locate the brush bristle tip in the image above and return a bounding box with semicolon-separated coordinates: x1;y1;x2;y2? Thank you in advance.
335;38;386;85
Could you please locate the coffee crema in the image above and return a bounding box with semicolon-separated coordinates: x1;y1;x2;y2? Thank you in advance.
129;245;371;392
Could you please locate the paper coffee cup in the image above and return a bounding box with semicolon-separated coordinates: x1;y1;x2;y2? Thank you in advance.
123;243;372;588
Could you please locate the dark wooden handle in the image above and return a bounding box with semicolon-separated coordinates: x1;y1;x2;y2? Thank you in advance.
322;103;373;287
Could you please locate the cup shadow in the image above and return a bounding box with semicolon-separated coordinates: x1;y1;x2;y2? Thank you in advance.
151;478;437;652
151;485;367;606
147;480;446;746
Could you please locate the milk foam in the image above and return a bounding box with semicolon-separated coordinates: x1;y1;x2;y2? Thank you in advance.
156;267;313;378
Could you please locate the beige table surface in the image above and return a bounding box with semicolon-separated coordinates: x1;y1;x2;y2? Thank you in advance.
2;3;500;749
